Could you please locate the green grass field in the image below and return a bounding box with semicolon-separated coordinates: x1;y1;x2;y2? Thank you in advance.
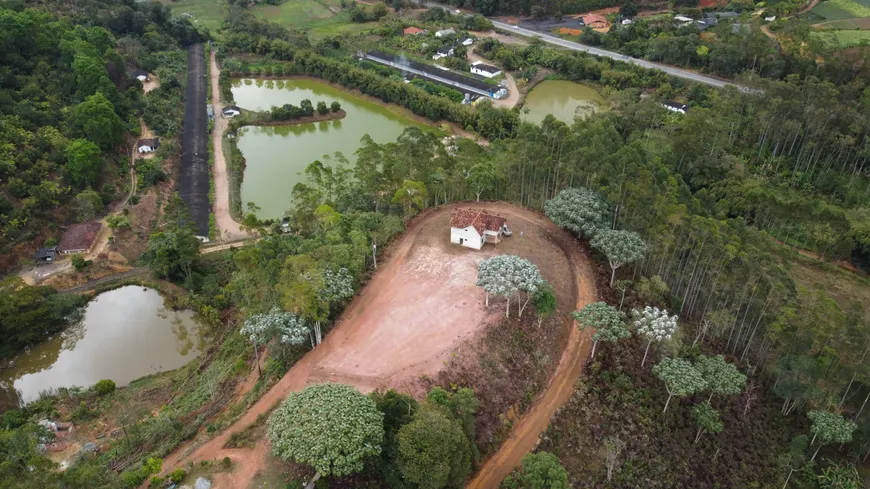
161;0;226;33
252;0;377;40
788;252;870;316
812;0;870;21
810;29;870;47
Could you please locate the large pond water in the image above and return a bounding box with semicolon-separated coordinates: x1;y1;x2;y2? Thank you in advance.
0;286;204;406
522;80;606;125
232;78;429;218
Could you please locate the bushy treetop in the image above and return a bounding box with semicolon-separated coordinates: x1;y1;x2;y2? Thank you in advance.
544;187;610;238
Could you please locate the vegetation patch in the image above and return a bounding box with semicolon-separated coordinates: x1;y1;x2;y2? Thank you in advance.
812;0;870;20
810;29;870;47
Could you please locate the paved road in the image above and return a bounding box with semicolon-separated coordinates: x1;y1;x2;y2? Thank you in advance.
417;1;751;91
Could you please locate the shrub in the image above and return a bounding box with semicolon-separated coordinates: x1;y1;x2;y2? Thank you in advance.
316;101;329;115
136;159;168;187
330;101;341;112
222;456;232;468
169;468;186;483
93;379;116;396
149;475;164;487
71;255;89;272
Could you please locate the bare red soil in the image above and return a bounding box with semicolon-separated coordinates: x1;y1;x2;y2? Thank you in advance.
159;202;597;488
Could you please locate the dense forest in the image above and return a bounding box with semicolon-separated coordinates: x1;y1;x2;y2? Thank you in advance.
0;0;204;272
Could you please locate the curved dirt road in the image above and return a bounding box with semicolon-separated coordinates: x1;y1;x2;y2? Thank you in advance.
209;52;248;242
160;203;596;488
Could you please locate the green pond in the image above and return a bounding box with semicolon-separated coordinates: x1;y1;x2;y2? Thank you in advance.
522;80;606;125
0;287;204;406
231;78;430;218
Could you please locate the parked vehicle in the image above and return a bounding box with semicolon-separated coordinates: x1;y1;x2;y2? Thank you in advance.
502;223;513;236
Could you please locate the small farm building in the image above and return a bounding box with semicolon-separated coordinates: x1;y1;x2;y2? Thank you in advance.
58;222;102;254
663;100;689;114
450;208;506;250
137;137;160;153
33;246;58;265
582;14;608;29
132;70;149;82
404;27;425;35
470;61;502;78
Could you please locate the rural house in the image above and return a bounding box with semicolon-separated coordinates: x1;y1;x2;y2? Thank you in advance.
403;26;425;35
582;14;608;29
450;208;507;250
222;106;241;118
432;45;455;60
137;137;160;153
461;37;474;46
435;28;456;37
57;222;102;255
470;61;502;78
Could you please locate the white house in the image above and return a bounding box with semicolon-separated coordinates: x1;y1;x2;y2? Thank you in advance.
435;28;456;37
663;100;688;114
450;208;507;250
432;46;454;60
222;106;241;118
137;137;159;153
470;61;502;78
674;15;694;25
132;70;149;82
621;18;633;25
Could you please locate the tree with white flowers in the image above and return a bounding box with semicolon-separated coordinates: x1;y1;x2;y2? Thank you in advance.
653;357;706;413
590;229;646;287
696;355;747;402
268;383;384;489
807;410;856;462
240;308;309;375
633;306;679;367
572;302;630;358
476;255;545;317
544;187;610;238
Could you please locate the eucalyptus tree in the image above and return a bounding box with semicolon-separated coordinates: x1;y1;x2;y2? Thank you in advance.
240;308;309;375
268;383;384;489
476;255;545;317
807;410;856;462
532;284;557;327
502;451;569;489
653;357;706;413
633;306;679;367
544;187;610;238
572;302;630;358
590;229;646;287
697;355;747;402
692;401;723;444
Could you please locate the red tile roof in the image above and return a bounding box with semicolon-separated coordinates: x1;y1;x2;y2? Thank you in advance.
404;27;424;35
582;14;608;26
450;208;506;235
58;222;102;252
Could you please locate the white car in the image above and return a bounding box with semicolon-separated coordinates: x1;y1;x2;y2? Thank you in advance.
514;25;520;29
455;9;461;13
502;223;513;236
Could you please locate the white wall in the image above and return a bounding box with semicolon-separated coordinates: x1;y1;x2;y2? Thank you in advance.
470;67;501;78
451;226;482;250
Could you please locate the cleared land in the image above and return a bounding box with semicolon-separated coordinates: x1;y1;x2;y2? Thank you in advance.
159;0;226;32
810;29;870;46
812;0;870;20
251;0;373;39
159;202;595;488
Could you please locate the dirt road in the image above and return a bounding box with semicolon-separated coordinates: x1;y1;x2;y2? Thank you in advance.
159;202;596;488
467;52;519;109
209;51;249;242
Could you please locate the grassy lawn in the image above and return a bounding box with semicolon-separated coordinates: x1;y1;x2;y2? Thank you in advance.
787;252;870;316
160;0;226;33
810;29;870;47
251;0;377;41
812;0;870;21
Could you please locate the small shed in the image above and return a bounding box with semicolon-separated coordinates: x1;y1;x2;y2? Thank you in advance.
435;28;456;37
132;70;150;82
207;104;214;119
450;208;506;250
432;45;455;60
33;246;58;265
461;37;474;46
58;222;102;255
137;137;160;153
222;106;241;118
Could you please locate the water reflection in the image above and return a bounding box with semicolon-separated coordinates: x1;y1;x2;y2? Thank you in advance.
232;78;430;218
0;286;204;406
522;80;607;125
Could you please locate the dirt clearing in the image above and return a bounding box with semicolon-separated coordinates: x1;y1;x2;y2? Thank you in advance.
160;202;595;488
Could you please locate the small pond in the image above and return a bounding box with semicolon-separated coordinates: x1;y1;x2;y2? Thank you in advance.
231;78;431;218
522;80;606;125
0;286;204;406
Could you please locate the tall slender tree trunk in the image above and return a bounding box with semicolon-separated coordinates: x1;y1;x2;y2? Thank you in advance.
694;427;703;444
641;339;653;367
663;392;674;413
610;266;617;288
782;468;794;489
591;340;598;359
305;472;322;489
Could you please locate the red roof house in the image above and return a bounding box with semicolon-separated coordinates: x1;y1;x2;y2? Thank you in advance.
58;222;102;254
450;208;507;250
403;26;425;35
582;14;609;29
